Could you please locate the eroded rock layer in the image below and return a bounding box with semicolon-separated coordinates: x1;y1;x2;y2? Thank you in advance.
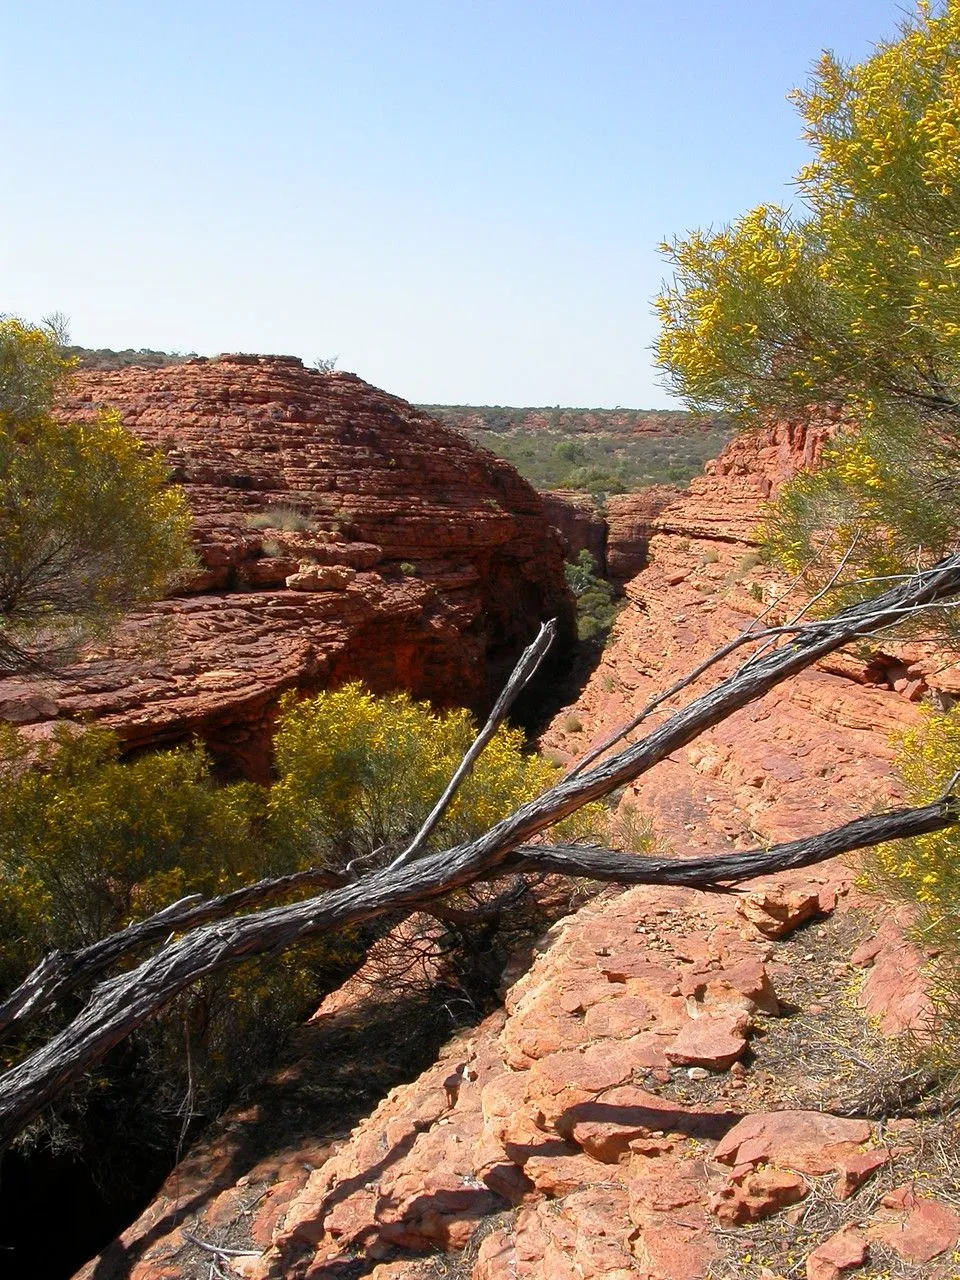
73;862;958;1280
0;356;574;776
543;416;960;853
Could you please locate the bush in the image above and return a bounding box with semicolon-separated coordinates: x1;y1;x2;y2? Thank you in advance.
0;724;356;1130
464;425;730;496
245;505;314;533
656;3;960;598
565;550;622;642
862;708;960;1076
0;686;610;1161
0;319;192;670
268;683;606;870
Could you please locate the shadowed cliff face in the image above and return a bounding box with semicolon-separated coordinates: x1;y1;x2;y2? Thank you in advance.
0;355;575;778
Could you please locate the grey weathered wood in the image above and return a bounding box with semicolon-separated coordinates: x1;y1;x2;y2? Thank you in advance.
2;551;959;1147
510;801;956;884
390;619;557;867
0;867;347;1042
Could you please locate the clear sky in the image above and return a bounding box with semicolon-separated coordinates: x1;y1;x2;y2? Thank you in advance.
3;1;913;408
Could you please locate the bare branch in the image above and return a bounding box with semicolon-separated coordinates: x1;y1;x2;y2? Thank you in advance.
509;800;955;886
389;619;557;868
0;867;347;1043
1;553;959;1148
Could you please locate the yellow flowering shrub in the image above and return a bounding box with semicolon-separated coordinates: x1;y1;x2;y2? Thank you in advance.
862;707;960;1068
0;723;362;1132
0;317;192;669
0;723;266;996
656;2;960;593
269;683;607;868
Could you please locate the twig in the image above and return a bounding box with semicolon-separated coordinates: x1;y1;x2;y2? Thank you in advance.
387;619;557;868
182;1231;259;1258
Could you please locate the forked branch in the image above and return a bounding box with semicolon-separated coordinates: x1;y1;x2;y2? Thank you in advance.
2;550;960;1148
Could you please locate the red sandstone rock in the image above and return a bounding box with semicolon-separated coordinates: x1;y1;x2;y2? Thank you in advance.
851;915;935;1038
473;1228;517;1280
540;415;956;863
709;1167;808;1225
3;356;573;777
737;885;822;938
833;1148;889;1199
285;563;356;591
713;1111;872;1174
605;486;683;581
870;1188;960;1263
540;491;607;570
805;1224;869;1280
665;1010;750;1070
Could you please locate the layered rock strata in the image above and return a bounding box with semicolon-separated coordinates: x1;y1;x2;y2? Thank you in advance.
543;416;960;852
0;356;574;776
539;491;608;572
604;486;683;582
73;863;958;1280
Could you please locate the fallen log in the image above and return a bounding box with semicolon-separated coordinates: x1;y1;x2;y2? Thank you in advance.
1;551;959;1148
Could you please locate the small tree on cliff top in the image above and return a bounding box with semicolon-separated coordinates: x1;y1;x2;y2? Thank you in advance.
655;0;960;591
0;317;192;673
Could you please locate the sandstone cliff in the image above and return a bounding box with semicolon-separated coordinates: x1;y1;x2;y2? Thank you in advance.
0;356;574;777
543;416;960;853
67;415;960;1280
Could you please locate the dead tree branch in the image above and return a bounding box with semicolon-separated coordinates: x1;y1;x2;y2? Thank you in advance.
509;801;955;885
391;619;556;868
0;866;348;1044
2;551;959;1148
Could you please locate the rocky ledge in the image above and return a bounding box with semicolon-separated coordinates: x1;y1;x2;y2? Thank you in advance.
542;415;960;852
0;356;574;776
73;861;959;1280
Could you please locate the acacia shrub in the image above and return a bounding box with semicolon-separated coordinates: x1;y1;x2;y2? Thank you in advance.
862;708;960;1075
655;3;960;600
268;682;606;870
0;318;192;671
0;725;356;1128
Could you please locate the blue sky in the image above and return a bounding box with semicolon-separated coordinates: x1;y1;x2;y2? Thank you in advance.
3;1;912;407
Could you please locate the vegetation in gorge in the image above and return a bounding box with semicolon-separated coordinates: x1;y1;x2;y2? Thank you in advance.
0;686;605;1155
269;682;606;870
564;549;622;641
656;1;960;598
0;319;192;673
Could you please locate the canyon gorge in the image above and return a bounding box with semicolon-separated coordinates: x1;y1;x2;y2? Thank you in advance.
3;360;959;1279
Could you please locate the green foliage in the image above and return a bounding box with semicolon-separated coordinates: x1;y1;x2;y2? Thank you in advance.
0;724;265;995
655;2;960;590
421;404;725;437
245;504;315;533
0;684;609;1150
63;346;193;370
861;708;960;1074
565;549;622;641
466;425;729;496
0;318;193;669
0;723;357;1137
269;683;606;869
